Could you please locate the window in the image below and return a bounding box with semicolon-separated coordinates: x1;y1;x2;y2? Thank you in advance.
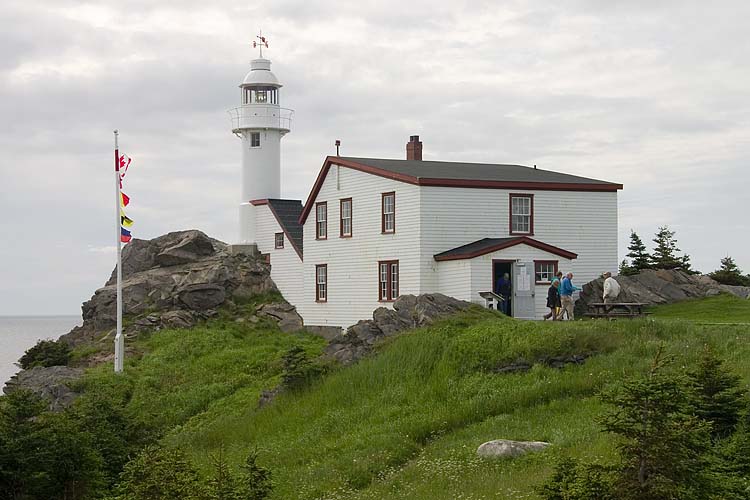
510;194;533;234
316;264;327;302
254;90;267;103
535;260;558;284
382;192;395;234
315;202;327;240
378;260;399;301
250;132;261;148
274;232;284;249
340;198;352;237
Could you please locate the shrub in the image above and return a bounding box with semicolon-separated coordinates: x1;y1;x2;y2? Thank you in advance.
281;346;323;391
238;448;272;500
108;445;206;500
18;339;71;369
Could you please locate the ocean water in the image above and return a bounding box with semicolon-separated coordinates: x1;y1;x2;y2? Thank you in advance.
0;316;82;386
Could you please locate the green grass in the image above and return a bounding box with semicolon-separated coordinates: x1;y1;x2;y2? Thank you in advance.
649;293;750;323
73;297;750;499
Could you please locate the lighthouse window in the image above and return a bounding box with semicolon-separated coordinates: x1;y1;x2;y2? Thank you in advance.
255;90;267;103
250;132;261;148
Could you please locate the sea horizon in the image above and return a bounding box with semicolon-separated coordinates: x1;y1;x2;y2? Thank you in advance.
0;315;83;385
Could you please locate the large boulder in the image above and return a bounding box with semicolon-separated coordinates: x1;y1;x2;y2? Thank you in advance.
477;439;551;458
325;293;472;365
575;269;750;317
257;302;304;333
3;366;83;412
62;230;276;346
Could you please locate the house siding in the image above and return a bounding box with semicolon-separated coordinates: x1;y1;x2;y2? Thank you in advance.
300;165;422;328
420;187;617;297
255;206;303;307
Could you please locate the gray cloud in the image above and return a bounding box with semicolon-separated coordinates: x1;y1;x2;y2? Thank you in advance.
1;0;749;315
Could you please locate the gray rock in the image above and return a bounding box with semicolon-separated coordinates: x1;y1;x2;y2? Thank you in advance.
257;302;304;333
477;439;551;458
179;284;226;310
161;310;195;329
324;293;472;365
155;231;216;267
575;269;750;317
62;229;276;346
3;366;83;412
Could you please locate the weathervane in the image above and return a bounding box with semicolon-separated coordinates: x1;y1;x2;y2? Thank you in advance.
252;30;269;58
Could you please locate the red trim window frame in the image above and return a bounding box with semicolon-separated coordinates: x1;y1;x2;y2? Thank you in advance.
315;264;327;302
509;193;534;235
381;192;395;234
378;260;399;302
274;232;284;249
534;260;558;284
340;198;352;238
315;202;327;240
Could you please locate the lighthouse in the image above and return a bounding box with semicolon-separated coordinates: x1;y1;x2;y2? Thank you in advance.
229;35;293;251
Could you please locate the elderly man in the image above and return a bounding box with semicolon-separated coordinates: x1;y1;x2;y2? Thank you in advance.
557;272;580;320
603;272;621;304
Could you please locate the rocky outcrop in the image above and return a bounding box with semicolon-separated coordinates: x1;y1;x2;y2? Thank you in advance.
61;230;277;345
477;439;551;458
256;302;303;333
325;293;472;365
575;269;750;317
3;366;83;411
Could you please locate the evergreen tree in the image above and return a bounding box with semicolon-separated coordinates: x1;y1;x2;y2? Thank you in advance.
206;446;242;500
238;449;273;500
626;230;652;272
709;256;749;286
651;226;692;272
108;445;206;500
598;347;714;500
686;345;746;439
619;259;637;277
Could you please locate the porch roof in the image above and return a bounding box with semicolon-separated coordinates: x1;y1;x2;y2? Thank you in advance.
433;236;578;261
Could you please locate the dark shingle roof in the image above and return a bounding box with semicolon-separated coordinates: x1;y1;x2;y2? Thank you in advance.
338;157;620;186
267;199;303;256
434;237;578;261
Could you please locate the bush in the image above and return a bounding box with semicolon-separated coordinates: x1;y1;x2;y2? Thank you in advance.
108;445;206;500
18;339;71;369
281;346;324;391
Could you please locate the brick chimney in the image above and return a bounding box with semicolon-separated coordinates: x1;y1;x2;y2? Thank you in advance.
406;135;423;161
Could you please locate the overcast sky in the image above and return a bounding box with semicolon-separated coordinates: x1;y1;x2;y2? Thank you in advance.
1;0;748;316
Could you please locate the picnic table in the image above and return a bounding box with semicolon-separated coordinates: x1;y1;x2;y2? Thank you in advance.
585;302;651;319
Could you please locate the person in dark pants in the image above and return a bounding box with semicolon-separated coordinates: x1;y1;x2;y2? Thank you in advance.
495;273;512;315
544;279;561;320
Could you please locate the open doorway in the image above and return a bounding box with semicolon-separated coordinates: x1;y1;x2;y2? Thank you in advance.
492;260;513;317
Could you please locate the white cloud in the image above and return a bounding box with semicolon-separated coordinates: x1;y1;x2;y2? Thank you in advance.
1;0;749;315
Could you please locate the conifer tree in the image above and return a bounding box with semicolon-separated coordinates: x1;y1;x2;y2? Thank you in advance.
619;259;636;276
598;347;714;500
650;226;692;272
686;345;745;439
709;256;749;286
626;230;651;272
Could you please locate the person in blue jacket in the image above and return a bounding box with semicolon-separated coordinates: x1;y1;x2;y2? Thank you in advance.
557;272;580;320
495;273;512;315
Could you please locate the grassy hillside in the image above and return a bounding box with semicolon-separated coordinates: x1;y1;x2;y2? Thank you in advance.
72;295;750;499
648;293;750;323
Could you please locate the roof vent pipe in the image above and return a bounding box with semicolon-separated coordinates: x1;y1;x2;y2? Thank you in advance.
406;135;423;161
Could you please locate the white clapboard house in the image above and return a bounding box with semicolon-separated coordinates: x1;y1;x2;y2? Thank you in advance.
229;55;622;331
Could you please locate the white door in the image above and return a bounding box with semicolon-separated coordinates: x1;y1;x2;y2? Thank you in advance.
513;262;536;320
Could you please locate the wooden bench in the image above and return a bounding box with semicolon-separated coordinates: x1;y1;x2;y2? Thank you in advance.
585;302;651;319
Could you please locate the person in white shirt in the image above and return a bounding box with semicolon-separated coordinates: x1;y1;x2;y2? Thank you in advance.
603;272;621;304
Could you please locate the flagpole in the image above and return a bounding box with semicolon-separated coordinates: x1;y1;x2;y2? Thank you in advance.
114;130;124;373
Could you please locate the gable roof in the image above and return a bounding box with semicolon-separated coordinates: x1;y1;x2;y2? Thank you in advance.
433;236;578;261
300;156;622;224
251;198;303;259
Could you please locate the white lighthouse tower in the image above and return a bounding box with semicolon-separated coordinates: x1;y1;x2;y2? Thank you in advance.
229;34;293;252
